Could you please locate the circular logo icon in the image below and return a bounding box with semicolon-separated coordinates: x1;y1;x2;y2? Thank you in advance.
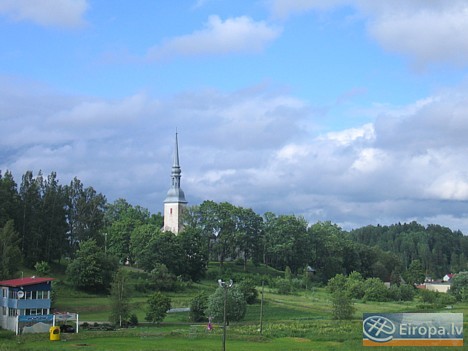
17;290;24;299
363;315;396;342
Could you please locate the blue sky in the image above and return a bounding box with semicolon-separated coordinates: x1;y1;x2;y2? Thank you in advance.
2;0;468;232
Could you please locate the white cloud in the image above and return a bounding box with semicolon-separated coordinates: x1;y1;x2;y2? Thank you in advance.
3;78;468;232
267;0;468;67
361;1;468;67
269;0;349;18
0;0;88;28
147;15;281;60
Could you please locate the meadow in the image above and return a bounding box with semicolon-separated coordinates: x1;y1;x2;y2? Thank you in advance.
1;263;467;350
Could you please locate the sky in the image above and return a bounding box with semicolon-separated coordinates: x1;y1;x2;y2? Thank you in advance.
1;0;468;233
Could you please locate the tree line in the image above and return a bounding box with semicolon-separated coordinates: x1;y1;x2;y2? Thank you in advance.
1;170;467;290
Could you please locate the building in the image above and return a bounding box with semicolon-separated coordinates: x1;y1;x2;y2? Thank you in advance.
0;276;54;333
163;132;188;234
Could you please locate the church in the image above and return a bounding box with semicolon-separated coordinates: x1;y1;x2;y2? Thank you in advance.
163;133;187;234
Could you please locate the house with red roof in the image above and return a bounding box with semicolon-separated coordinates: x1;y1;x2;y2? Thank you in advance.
0;276;54;333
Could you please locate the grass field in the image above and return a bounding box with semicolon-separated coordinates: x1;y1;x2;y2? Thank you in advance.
2;287;468;350
2;262;468;350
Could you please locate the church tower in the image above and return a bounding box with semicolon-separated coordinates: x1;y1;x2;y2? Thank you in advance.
163;132;187;234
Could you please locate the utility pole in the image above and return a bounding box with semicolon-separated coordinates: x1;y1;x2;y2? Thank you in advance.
218;279;233;351
259;281;264;334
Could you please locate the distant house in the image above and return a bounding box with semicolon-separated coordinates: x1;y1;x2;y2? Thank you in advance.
0;276;54;333
425;282;452;293
443;274;455;282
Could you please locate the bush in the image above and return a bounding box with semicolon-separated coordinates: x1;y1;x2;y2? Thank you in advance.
362;278;389;302
129;314;138;326
206;285;246;324
326;274;347;294
238;278;259;304
331;290;355;320
189;293;209;322
145;292;171;324
275;278;293;295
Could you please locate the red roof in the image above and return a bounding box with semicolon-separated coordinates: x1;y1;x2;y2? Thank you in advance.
0;277;54;288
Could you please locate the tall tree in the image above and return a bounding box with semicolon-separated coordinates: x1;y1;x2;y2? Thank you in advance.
40;172;67;262
177;227;208;281
0;220;22;280
263;213;309;273
0;170;20;229
66;239;118;292
18;171;43;266
65;177;107;255
109;269;131;327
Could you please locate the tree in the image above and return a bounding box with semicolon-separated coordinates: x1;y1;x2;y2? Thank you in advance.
403;260;425;286
177;227;208;281
34;261;50;276
362;278;389;302
263;213;310;273
0;220;22;280
0;171;20;229
331;290;355;320
18;171;43;266
65;178;107;254
66;239;118;292
109;269;131;327
450;272;468;301
238;278;259;304
206;285;246;324
189;293;209;322
145;292;171;324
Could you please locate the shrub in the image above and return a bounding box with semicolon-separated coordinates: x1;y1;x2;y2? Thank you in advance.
238;278;259;304
206;285;246;324
129;314;139;326
331;290;355;320
189;293;209;322
362;278;389;302
145;292;171;324
275;278;293;295
326;274;347;294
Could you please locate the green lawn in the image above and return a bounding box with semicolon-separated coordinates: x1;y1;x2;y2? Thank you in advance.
4;262;468;351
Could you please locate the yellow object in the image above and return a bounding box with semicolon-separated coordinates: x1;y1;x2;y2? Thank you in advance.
49;326;60;341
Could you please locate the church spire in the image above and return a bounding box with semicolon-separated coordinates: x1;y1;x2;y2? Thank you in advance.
163;132;187;234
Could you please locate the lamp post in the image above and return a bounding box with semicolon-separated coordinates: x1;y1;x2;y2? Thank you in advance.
218;279;233;351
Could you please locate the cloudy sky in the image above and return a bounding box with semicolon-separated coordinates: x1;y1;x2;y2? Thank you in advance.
1;0;468;232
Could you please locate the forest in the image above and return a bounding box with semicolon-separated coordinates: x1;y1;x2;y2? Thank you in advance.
1;169;467;291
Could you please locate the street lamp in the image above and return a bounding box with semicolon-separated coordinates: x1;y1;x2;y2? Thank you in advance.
218;279;233;351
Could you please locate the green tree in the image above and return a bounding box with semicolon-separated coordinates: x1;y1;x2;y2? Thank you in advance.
189;293;209;322
177;227;208;281
331;290;355;320
145;292;171;324
0;171;20;229
0;220;22;280
66;239;118;292
362;278;389;302
34;261;50;276
105;199;152;264
18;171;43;266
345;271;365;299
238;278;259;304
109;269;131;327
326;273;347;294
404;260;425;286
263;213;310;273
450;272;468;301
65;178;107;255
206;285;247;324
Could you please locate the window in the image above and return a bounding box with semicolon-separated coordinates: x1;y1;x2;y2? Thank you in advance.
8;308;17;316
1;288;7;298
2;307;6;315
